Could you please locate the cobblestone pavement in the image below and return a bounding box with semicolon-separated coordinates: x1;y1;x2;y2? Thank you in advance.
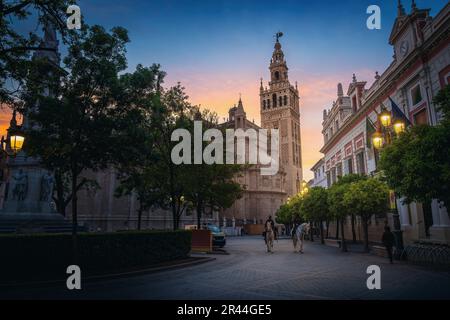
3;236;450;300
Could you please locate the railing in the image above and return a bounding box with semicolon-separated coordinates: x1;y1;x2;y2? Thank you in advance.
403;242;450;266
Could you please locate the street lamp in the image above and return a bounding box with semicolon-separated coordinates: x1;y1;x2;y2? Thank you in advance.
371;106;406;259
371;131;384;150
1;133;25;157
393;119;406;135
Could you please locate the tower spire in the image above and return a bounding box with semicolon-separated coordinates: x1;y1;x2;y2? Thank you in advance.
397;0;406;17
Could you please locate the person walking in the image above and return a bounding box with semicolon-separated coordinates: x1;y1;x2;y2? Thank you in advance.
382;226;395;264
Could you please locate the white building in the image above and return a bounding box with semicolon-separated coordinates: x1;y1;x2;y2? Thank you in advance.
310;158;327;188
319;1;450;245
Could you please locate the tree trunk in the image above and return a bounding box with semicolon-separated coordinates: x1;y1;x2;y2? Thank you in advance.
71;169;78;264
310;222;314;242
320;221;324;244
351;214;357;243
197;199;203;230
54;172;66;216
171;198;178;231
340;219;347;252
363;217;370;253
137;206;143;231
326;220;329;238
335;219;339;239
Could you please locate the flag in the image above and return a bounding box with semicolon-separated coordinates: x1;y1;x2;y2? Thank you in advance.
366;116;376;148
389;97;412;126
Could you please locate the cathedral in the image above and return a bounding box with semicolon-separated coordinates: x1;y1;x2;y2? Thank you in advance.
74;36;304;231
220;37;303;225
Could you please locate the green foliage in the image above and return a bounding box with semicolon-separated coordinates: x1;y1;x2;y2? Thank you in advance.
379;86;450;211
301;187;329;222
275;195;304;224
0;230;191;284
335;173;367;186
343;178;389;221
328;183;351;220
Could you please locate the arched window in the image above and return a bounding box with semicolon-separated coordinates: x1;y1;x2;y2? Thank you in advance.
263;100;266;109
267;100;270;108
279;96;283;107
275;71;280;81
272;94;277;108
284;95;288;106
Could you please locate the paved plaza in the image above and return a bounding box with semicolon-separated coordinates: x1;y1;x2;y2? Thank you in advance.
3;236;450;300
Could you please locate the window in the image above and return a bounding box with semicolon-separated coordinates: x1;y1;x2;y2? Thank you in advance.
411;84;423;106
279;96;283;107
330;127;334;136
284;95;288;106
263;100;266;110
336;163;343;178
347;158;353;174
275;71;280;81
335;120;339;131
413;108;428;125
326;172;331;188
331;168;337;184
272;94;277;108
356;152;365;175
267;100;270;109
325;133;329;143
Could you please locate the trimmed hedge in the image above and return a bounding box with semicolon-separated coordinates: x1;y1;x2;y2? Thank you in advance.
0;230;191;284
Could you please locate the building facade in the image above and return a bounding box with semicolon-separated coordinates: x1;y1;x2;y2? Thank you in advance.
318;1;450;244
310;158;327;188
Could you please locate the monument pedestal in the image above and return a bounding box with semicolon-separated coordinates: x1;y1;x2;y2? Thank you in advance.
0;154;74;234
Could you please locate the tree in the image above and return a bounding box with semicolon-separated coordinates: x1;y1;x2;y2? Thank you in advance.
181;109;243;229
275;201;294;226
328;183;350;252
379;86;450;218
114;64;166;230
301;187;329;244
343;178;389;252
138;83;198;230
1;0;73;105
25;25;131;251
335;174;367;243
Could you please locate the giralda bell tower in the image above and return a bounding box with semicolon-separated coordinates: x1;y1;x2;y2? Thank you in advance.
260;33;303;196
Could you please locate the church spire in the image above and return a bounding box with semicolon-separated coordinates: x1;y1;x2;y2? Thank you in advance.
270;32;288;83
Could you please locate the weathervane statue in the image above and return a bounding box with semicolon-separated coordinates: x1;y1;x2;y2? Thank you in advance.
275;31;284;42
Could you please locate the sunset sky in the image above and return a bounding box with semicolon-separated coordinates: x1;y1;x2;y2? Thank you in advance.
4;0;446;180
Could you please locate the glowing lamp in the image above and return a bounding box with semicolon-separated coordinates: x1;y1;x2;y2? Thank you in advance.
372;132;384;149
393;119;406;135
380;110;392;127
10;135;25;153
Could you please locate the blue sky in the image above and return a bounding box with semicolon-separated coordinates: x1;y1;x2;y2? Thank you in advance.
6;0;447;179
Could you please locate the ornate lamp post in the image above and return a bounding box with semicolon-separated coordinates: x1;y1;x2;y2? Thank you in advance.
0;110;25;159
372;105;406;259
1;133;25;158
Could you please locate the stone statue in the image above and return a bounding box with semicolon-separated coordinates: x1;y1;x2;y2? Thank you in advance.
40;171;54;201
12;169;28;201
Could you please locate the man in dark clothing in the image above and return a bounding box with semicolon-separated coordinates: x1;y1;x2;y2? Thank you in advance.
382;226;395;264
264;216;276;240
